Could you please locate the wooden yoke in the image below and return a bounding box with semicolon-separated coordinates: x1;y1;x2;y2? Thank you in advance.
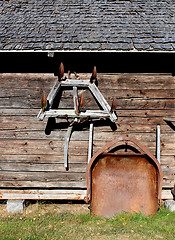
37;64;118;170
37;79;117;123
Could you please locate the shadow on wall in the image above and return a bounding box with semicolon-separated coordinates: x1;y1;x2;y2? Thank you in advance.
0;52;174;74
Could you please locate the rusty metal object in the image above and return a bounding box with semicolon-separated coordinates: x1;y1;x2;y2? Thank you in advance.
58;62;64;81
41;90;47;113
86;136;163;217
110;97;117;113
90;66;98;86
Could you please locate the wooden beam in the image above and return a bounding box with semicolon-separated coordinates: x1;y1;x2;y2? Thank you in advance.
73;86;79;115
162;190;174;200
156;125;161;163
88;123;94;163
37;80;61;120
0;189;87;200
47;80;61;106
44;109;110;119
61;79;90;87
64;126;73;170
0;181;86;188
0;189;172;201
88;83;117;122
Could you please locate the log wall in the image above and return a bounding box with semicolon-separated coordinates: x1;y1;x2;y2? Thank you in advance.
0;73;174;200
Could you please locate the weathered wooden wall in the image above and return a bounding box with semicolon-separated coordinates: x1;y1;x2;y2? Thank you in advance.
0;73;174;200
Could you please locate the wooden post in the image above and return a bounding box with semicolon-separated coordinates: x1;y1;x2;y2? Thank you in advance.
64;125;73;170
73;87;78;112
88;83;117;122
73;86;79;119
47;81;61;106
88;123;94;163
156;125;161;163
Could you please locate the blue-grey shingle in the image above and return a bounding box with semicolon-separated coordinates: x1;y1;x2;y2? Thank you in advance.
0;0;174;51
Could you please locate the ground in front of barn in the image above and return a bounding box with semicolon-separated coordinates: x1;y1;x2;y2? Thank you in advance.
0;201;175;240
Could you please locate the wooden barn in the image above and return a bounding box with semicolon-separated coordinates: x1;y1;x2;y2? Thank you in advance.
0;0;174;210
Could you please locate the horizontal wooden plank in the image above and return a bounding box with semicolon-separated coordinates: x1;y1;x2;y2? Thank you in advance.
0;108;174;118
0;189;173;200
0;154;88;164
163;183;174;188
0;182;173;192
1;97;174;110
0;119;174;139
0;130;83;140
0;123;173;135
0;163;87;172
0;73;56;89
0;179;172;189
1;87;174;103
0;138;174;155
0;180;86;188
0;115;171;126
0;154;173;166
0;180;172;189
0;122;46;131
1;73;174;90
40;109;113;120
0;108;38;116
97;73;175;84
0;139;88;155
0;171;86;182
0;138;157;153
0;115;43;123
1;88;175;100
0;72;173;80
0;189;87;200
0;116;167;130
161;165;175;175
160;156;175;166
0;74;174;111
163;173;175;188
103;89;175;99
0;163;173;182
161;190;174;200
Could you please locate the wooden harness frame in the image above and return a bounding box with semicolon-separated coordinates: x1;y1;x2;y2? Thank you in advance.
37;78;118;170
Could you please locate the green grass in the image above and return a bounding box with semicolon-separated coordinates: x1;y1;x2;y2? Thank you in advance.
0;204;175;240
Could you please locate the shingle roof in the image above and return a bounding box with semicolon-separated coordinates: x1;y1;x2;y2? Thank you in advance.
0;0;175;51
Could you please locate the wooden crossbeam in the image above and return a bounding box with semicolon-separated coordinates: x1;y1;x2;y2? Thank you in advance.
42;109;111;119
37;79;117;122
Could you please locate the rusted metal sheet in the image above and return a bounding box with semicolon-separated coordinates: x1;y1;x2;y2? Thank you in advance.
86;137;163;217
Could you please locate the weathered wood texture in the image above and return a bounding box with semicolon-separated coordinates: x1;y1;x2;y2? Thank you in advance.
0;189;86;200
0;73;174;199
